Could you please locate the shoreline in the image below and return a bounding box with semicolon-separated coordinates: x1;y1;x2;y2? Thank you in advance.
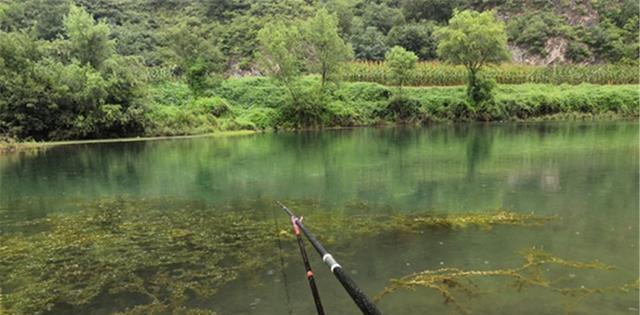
0;130;257;155
2;116;637;155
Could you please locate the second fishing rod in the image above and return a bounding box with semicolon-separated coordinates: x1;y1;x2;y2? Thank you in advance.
278;201;383;315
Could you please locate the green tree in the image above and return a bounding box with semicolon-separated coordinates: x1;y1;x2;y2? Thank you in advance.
302;8;353;90
383;46;419;120
360;2;405;35
0;0;70;40
351;26;388;60
163;21;225;95
385;45;418;89
435;10;509;103
257;21;303;99
400;0;462;23
0;30;144;140
64;5;114;69
322;0;357;37
387;22;437;60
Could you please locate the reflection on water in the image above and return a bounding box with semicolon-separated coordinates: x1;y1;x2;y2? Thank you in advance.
0;122;638;314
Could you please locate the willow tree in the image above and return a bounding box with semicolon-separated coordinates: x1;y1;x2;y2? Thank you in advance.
435;10;509;103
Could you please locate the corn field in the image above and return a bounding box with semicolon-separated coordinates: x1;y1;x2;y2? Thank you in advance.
342;61;639;86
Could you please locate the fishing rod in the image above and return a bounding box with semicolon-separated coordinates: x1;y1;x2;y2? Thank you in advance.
288;212;325;315
278;201;383;315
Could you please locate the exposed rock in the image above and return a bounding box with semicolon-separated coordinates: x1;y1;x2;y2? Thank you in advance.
510;37;568;65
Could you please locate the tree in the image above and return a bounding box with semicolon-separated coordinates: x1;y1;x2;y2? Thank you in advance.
383;46;419;120
400;0;462;23
64;5;114;69
385;46;418;89
302;8;353;90
322;0;357;37
257;21;303;101
350;26;388;60
163;21;225;95
386;22;437;60
0;30;144;140
435;10;509;103
360;2;405;35
0;0;70;40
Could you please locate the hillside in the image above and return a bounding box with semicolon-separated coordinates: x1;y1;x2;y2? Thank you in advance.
1;0;637;69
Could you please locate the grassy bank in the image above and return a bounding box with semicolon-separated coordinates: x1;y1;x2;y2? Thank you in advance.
2;77;637;147
143;77;639;136
343;62;640;86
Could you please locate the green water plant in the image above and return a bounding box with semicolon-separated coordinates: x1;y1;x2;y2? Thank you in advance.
0;199;277;315
0;197;561;314
376;247;639;314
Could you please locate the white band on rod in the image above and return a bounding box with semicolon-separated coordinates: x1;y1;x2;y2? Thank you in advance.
322;254;342;272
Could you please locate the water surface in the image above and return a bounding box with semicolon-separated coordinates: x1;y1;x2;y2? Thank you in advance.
1;122;638;314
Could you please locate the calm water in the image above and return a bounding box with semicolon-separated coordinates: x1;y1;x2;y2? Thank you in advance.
1;122;638;314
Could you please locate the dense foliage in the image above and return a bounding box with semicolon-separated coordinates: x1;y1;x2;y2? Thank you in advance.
435;10;510;104
0;0;636;66
144;79;639;134
0;6;145;141
0;0;637;140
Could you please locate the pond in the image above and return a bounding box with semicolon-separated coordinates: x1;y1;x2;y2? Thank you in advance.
1;122;638;315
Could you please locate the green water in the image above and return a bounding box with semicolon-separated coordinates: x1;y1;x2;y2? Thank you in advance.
1;122;638;314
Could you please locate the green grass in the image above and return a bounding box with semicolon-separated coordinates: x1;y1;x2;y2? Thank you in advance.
140;78;638;137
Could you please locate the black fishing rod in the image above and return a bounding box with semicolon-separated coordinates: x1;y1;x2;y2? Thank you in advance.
278;201;383;315
288;212;325;315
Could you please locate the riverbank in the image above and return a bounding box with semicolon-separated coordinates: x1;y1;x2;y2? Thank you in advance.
0;130;256;155
145;78;639;133
2;78;638;148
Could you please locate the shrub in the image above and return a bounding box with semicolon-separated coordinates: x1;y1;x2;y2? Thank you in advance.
216;77;288;108
144;105;217;136
467;74;497;104
191;97;232;117
237;107;278;129
327;101;362;126
379;95;421;121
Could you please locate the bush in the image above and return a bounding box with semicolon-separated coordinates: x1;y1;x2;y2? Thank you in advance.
327;101;362;126
467;74;496;104
378;95;421;121
334;81;390;102
236;107;278;129
144;105;217;136
148;81;193;106
190;97;232;117
277;95;330;128
216;77;288;108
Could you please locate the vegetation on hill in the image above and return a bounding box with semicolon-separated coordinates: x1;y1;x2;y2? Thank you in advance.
0;0;637;141
0;0;637;67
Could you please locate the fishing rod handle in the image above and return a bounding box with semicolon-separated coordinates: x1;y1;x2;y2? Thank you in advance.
333;267;383;315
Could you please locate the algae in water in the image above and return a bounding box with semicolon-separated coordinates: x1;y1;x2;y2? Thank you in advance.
376;247;639;314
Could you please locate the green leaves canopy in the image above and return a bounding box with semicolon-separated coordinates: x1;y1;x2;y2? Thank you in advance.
435;10;510;72
302;8;353;88
64;5;114;69
385;46;418;88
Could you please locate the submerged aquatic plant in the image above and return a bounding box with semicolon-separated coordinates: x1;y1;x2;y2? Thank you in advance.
376;247;639;314
0;198;558;314
0;199;278;315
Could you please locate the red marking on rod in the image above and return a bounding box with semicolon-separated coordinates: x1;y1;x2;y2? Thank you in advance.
307;271;314;278
291;217;301;235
